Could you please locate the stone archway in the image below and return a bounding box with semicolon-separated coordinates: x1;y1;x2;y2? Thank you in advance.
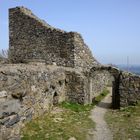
90;66;121;109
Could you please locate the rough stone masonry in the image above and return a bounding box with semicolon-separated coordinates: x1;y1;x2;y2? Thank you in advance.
0;6;140;140
9;7;99;71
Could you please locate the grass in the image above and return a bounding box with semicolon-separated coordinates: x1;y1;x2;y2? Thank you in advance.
92;88;109;105
105;102;140;140
21;88;109;140
59;102;93;112
21;106;94;140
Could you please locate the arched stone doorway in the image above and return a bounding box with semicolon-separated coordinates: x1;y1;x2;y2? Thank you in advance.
90;66;121;109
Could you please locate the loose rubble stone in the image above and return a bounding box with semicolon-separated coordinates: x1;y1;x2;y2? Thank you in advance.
0;91;7;98
68;137;77;140
0;100;20;119
5;114;20;128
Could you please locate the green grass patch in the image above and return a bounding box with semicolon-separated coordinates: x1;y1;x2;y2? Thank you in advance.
92;88;109;104
21;108;94;140
60;88;110;112
59;102;94;112
105;102;140;140
21;88;109;140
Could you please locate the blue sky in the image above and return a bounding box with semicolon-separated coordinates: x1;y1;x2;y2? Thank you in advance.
0;0;140;65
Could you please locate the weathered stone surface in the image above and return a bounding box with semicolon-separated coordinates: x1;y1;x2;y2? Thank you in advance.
65;71;89;104
6;115;20;127
119;71;140;107
0;64;67;139
9;7;99;70
90;70;113;97
0;100;20;119
0;91;7;98
11;90;26;99
0;63;92;139
90;66;140;108
1;114;20;128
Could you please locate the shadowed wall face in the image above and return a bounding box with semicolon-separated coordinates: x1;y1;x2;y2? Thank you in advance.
119;72;140;107
90;66;140;108
9;7;75;67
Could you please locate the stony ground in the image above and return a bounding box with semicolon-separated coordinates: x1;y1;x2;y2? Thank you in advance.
21;104;95;140
105;101;140;140
21;89;109;140
88;87;113;140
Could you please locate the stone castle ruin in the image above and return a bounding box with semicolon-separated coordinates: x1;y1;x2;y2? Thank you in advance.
9;7;99;70
0;6;140;139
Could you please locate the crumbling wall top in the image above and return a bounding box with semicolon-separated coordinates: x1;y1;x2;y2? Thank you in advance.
9;6;67;33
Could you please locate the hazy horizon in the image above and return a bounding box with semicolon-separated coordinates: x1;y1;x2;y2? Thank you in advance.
0;0;140;65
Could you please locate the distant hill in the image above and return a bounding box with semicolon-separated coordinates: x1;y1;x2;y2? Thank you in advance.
117;65;140;75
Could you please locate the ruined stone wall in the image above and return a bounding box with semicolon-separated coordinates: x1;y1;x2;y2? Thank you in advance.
73;33;99;70
9;7;98;70
9;7;74;67
1;64;140;140
90;66;140;108
0;64;67;139
89;68;114;101
4;6;140;139
0;64;90;139
65;71;90;104
119;72;140;107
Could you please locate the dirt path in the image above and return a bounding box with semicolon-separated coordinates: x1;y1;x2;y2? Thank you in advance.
87;88;113;140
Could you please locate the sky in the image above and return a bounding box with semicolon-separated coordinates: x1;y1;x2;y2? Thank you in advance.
0;0;140;65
